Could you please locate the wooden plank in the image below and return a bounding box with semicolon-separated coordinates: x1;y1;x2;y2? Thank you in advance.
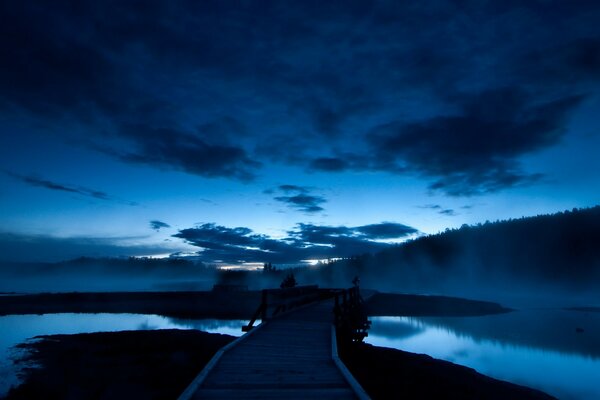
194;388;356;399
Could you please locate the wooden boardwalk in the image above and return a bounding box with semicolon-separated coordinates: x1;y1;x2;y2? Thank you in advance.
179;299;368;399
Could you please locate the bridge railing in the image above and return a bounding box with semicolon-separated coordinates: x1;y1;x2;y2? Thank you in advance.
332;286;371;342
242;285;321;331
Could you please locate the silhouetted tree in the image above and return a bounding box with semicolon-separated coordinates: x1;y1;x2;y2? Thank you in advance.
280;272;297;288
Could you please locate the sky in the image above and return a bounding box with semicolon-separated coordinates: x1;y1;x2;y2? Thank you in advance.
1;1;599;265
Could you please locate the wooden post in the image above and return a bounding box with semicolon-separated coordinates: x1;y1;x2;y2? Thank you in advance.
261;289;268;321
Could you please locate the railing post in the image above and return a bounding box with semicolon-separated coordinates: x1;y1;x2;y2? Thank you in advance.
261;289;268;321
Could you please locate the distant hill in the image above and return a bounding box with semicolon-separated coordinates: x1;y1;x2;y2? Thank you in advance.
336;206;600;297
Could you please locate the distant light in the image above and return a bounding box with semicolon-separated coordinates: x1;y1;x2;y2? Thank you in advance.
132;253;172;259
218;262;263;271
302;258;343;266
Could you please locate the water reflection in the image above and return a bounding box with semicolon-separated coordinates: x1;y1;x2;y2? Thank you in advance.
0;313;249;397
367;311;600;400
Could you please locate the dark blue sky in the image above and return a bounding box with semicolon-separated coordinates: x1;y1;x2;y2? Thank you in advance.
1;1;599;265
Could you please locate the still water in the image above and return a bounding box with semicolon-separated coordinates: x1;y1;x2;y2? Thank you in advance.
0;313;249;397
366;309;600;400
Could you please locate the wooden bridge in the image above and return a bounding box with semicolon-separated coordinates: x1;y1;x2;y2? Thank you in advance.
178;286;370;400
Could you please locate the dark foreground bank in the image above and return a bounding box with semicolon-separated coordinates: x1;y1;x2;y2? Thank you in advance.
7;329;555;400
340;342;556;400
7;330;234;400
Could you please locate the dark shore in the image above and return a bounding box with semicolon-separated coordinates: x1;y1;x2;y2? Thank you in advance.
6;329;235;400
6;329;555;400
366;292;511;316
340;342;556;400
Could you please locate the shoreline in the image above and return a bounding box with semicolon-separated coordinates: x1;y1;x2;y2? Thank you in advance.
0;290;561;398
0;290;512;319
0;291;261;319
5;329;555;400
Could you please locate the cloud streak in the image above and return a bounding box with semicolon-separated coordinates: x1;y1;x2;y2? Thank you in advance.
6;172;138;205
419;204;457;217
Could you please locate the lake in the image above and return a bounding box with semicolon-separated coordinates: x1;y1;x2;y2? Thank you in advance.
366;308;600;400
0;313;250;398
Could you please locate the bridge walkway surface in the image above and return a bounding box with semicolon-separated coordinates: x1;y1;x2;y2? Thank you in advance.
179;299;366;399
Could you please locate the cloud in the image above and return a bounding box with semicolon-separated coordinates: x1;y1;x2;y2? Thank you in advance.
270;185;326;213
355;222;418;238
0;232;175;263
6;172;138;205
419;204;457;216
103;124;259;181
150;220;171;231
438;209;457;217
174;221;419;264
419;204;442;210
0;1;598;192
369;89;584;195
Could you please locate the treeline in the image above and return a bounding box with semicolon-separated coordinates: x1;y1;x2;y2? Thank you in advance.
330;206;600;295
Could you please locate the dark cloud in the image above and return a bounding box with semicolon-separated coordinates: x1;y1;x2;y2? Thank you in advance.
6;172;138;205
369;90;584;195
270;185;326;214
0;1;599;192
150;220;171;231
174;221;419;264
355;222;418;238
106;124;259;181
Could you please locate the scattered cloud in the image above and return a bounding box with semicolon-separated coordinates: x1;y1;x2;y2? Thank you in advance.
174;221;419;264
270;185;326;214
150;220;171;231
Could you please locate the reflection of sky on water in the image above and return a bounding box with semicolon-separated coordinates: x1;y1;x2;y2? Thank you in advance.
367;313;600;400
0;313;248;397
